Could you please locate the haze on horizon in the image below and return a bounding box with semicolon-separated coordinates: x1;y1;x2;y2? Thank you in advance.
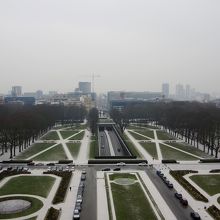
0;0;219;95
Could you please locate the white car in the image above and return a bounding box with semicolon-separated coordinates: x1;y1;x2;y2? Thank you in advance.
138;162;147;166
116;162;126;166
73;209;80;219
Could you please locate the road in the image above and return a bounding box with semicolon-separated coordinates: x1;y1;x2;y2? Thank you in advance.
99;131;111;156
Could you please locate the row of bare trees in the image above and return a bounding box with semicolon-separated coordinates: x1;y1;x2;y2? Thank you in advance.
0;104;87;159
110;101;220;158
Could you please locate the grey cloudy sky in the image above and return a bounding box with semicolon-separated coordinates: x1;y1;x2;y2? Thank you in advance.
0;0;220;94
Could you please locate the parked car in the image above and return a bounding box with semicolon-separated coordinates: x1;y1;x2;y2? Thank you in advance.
82;169;86;174
138;162;147;166
113;168;121;171
76;198;82;204
175;192;183;200
116;162;126;166
75;204;82;212
190;212;200;219
73;209;80;219
102;168;111;171
167;182;173;189
180;198;188;206
81;174;86;181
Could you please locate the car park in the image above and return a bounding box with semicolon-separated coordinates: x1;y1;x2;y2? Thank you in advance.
190;212;200;219
175;192;183;200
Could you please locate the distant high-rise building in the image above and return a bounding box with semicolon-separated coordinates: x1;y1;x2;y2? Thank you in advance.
185;84;190;100
79;82;91;93
175;84;185;100
162;83;169;98
36;90;43;99
11;86;22;97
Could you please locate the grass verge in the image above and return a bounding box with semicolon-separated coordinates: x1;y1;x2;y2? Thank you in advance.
60;130;79;139
41;131;60;140
128;131;150;140
66;142;81;159
69;131;85;140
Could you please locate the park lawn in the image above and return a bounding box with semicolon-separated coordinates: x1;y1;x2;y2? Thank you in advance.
41;131;60;140
156;131;174;140
160;144;198;161
133;129;155;139
16;143;54;159
60;130;79;139
0;196;43;219
128;131;150;140
0;176;55;197
109;173;137;181
190;175;220;196
89;140;98;159
140;142;158;159
166;142;211;158
33;144;67;161
69;131;85;140
66;142;81;159
122;133;142;158
110;182;157;220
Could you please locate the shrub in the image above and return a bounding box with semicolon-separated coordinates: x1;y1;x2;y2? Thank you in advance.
207;205;220;220
210;169;220;173
170;170;208;202
43;171;72;204
44;207;60;220
162;160;177;163
0;170;31;182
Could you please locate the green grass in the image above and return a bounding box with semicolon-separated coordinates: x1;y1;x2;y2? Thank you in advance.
16;143;54;159
110;182;157;220
190;175;220;196
69;131;85;140
133;129;155;139
166;142;211;158
122;133;142;158
0;196;43;219
0;176;55;197
33;144;67;161
60;130;79;139
109;173;137;181
128;131;150;140
156;131;174;140
140;142;158;159
41;131;60;140
89;140;98;158
160;144;198;160
66;142;81;159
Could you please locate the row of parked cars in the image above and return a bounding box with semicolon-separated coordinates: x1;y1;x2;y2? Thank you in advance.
5;166;29;172
73;169;86;220
156;170;173;188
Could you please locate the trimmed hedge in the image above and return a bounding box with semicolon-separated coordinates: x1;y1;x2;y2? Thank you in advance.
170;170;208;202
43;171;72;204
88;159;148;164
200;159;220;163
210;169;220;173
1;160;33;163
95;156;136;159
44;207;60;220
58;160;73;164
162;160;177;164
207;205;220;220
0;170;31;182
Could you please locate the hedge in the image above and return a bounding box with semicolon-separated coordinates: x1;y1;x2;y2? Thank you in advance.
170;170;208;202
43;171;72;204
44;207;60;220
0;170;31;182
207;205;220;220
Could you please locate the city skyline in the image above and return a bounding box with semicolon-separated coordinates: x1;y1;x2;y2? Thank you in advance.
0;0;220;94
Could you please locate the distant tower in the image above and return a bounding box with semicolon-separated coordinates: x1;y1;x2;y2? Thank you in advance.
162;83;169;98
175;84;185;100
11;86;22;97
185;84;190;100
79;82;91;93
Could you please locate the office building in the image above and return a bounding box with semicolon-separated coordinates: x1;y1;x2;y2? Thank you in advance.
79;82;91;93
11;86;22;97
162;83;169;98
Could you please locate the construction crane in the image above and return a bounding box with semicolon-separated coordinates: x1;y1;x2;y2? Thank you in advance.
79;73;100;93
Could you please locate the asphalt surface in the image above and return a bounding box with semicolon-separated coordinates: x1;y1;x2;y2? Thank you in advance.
80;167;97;220
99;131;111;156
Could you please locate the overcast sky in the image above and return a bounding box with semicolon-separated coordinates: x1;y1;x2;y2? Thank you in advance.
0;0;220;94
